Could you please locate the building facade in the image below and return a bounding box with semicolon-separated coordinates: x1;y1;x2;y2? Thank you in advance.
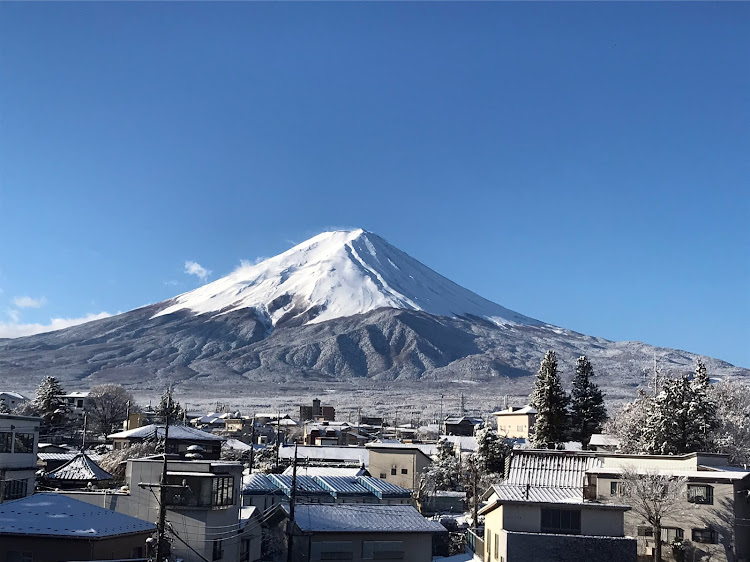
0;413;41;503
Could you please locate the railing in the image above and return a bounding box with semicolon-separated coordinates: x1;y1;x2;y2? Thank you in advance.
466;528;484;558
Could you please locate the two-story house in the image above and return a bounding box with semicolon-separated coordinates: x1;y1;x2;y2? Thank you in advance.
366;442;434;492
492;405;537;439
0;413;41;503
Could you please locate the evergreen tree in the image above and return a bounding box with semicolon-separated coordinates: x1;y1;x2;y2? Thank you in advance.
156;386;184;425
33;376;66;423
0;399;10;414
530;350;569;448
569;356;607;446
643;374;717;455
474;426;509;476
689;359;717;451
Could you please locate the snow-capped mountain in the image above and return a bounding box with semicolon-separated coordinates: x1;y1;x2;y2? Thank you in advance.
154;229;541;328
0;229;747;398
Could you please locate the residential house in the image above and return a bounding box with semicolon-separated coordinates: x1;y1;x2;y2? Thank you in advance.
0;493;155;562
586;452;750;562
304;421;369;446
443;416;484;436
0;392;28;411
366;442;434;492
278;444;369;467
108;423;225;459
61;391;90;417
588;433;621;452
60;457;261;562
264;503;445;562
0;413;41;503
478;449;635;561
493;405;537;439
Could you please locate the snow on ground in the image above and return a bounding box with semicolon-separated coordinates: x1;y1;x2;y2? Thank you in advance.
153;229;543;328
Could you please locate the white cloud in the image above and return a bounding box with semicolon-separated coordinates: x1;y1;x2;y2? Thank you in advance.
0;312;112;339
238;256;268;269
13;296;47;308
184;260;210;282
163;280;181;287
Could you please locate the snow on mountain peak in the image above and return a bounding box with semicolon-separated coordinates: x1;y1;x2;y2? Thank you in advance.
153;229;542;328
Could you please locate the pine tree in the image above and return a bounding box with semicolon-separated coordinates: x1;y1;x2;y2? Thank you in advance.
474;426;509;476
689;359;717;451
569;356;607;446
156;386;184;425
33;376;66;423
530;350;569;448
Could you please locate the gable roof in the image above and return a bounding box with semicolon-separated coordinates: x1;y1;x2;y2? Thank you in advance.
504;451;601;488
0;493;155;538
45;453;113;482
108;424;225;442
290;504;445;533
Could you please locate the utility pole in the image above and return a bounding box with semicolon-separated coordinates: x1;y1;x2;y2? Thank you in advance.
471;457;478;531
286;443;298;562
155;392;171;562
439;394;444;432
275;410;281;470
81;413;87;452
248;414;256;474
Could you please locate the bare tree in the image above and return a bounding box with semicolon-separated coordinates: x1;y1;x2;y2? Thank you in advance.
88;384;137;435
620;467;687;562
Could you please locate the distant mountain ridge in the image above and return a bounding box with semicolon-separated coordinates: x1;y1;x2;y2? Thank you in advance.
0;229;746;397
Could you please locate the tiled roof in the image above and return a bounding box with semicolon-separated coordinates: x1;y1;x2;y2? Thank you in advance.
0;493;155;537
290;504;445;533
108;424;225;442
45;453;113;482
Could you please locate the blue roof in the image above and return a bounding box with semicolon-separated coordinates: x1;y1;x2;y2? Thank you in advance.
0;493;155;538
269;474;330;496
242;473;284;494
358;476;412;499
315;476;370;497
291;504;445;533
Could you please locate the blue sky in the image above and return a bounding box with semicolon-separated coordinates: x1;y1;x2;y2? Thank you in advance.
0;2;748;367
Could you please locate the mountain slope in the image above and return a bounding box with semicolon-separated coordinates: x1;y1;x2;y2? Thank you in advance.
0;229;746;398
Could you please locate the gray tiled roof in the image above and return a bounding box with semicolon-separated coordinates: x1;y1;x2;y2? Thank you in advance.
108;424;225;442
290;504;445;533
45;453;113;482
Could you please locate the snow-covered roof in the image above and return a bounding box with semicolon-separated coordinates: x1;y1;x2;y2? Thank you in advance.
39;452;104;463
489;483;584;504
505;451;602;488
444;416;483;425
282;466;368;478
289;504;445;533
45;453;113;482
492;405;537;416
444;435;478;452
366;442;437;457
108;424;225;442
0;391;28;400
223;438;260;451
278;444;369;464
586;466;750;481
62;392;89;398
0;493;155;538
588;434;621;447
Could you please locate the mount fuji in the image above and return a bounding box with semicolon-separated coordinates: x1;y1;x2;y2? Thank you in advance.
0;229;746;397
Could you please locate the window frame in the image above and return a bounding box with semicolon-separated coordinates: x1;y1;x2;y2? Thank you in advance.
687;484;714;505
540;508;582;535
692;528;717;544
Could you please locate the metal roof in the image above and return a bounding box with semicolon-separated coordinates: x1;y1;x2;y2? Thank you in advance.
0;493;155;538
242;473;284;494
290;504;445;533
357;476;412;499
490;483;584;504
505;451;602;488
282;466;368;478
108;423;225;442
269;474;331;496
278;445;369;464
315;476;370;496
39;452;104;462
45;453;113;482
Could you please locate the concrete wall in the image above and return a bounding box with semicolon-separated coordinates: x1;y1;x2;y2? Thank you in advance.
504;530;636;562
0;415;40;503
290;532;434;562
368;448;430;491
0;532;152;562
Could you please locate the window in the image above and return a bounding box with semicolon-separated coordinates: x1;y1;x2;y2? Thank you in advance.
662;527;684;543
13;433;34;453
610;481;625;496
0;432;11;453
687;484;714;505
692;528;717;544
486;531;492;559
401;468;408;475
312;541;353;561
637;526;654;537
379;473;386;479
362;541;404;559
494;533;499;559
212;539;223;560
3;479;28;500
517;425;524;432
541;508;581;535
391;467;397;476
212;476;234;506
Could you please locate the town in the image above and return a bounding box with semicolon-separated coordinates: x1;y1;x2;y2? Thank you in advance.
1;354;747;562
